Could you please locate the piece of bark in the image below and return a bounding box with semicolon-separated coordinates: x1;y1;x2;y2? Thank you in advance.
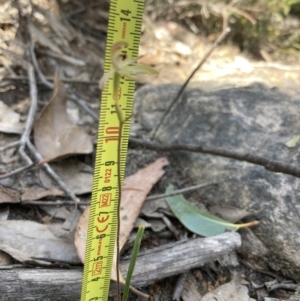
0;232;240;301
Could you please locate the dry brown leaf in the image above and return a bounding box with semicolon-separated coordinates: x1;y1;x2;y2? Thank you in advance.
21;187;63;202
74;157;169;282
74;205;89;263
34;74;93;161
0;186;20;204
118;157;169;248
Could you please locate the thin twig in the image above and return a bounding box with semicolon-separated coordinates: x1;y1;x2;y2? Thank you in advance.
0;141;20;152
18;62;38;165
0;38;38;178
69;93;99;121
161;212;187;299
130;138;300;179
161;215;181;240
0;162;38;179
0;22;81;206
266;283;298;292
26;141;80;204
146;182;217;201
150;27;230;139
21;182;215;205
29;33;99;121
4;76;99;85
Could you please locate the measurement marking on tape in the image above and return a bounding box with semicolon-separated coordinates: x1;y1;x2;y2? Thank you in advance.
80;1;145;301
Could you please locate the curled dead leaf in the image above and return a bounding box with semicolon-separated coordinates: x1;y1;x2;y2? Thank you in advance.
34;74;93;161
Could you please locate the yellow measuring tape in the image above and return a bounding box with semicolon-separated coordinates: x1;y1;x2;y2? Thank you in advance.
81;1;145;300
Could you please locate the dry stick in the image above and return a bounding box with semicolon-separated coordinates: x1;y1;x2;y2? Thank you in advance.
26;141;80;204
21;182;215;205
129;138;300;179
0;232;241;301
146;182;217;201
27;36;79;204
0;47;37;176
18;63;37;164
0;141;20;152
0;38;80;204
266;283;298;292
0;162;38;179
150;27;230;139
3;76;99;85
29;34;99;121
161;214;188;299
69;92;99;121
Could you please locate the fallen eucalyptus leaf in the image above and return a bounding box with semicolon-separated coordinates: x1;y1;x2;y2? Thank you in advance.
34;74;93;161
166;185;259;237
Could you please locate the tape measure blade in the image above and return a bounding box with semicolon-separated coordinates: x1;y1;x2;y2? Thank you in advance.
81;1;145;300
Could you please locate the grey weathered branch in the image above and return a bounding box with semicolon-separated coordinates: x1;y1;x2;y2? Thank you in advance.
0;232;240;301
129;137;300;179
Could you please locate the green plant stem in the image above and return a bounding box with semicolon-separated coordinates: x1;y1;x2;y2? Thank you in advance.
116;102;124;301
122;226;145;301
115;100;133;301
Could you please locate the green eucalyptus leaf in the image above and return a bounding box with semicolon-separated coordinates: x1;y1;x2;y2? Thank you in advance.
166;185;239;237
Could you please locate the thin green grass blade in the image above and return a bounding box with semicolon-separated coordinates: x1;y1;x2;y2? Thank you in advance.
122;226;145;301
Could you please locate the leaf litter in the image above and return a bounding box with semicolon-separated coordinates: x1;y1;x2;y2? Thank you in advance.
34;74;93;162
201;274;255;301
39;158;93;195
74;157;169;283
0;220;80;265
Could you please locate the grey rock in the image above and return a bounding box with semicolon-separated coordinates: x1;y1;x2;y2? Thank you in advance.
134;83;300;280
